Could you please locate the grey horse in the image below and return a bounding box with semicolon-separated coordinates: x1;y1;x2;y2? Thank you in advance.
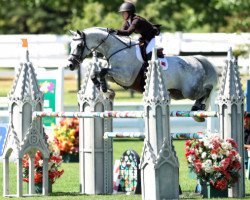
67;27;218;122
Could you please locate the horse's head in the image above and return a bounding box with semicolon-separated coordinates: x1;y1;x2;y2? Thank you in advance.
67;30;90;70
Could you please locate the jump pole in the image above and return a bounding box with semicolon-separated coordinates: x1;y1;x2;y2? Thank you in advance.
32;110;219;119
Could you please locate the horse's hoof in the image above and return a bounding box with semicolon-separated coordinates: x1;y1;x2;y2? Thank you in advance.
191;104;206;111
101;84;107;92
200;104;206;110
193;116;205;122
191;105;199;111
101;88;107;93
102;89;115;100
107;89;115;100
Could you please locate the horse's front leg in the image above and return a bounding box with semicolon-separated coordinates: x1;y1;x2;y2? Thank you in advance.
99;68;109;92
98;68;115;100
90;71;101;90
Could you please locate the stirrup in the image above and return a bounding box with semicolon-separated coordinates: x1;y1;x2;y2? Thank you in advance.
146;48;164;60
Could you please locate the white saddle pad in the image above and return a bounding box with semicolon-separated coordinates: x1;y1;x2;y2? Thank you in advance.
136;45;168;71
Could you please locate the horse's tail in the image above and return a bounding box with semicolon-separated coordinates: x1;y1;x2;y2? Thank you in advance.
194;55;219;112
194;55;219;87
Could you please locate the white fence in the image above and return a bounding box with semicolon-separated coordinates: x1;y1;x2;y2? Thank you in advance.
0;34;70;68
0;33;249;69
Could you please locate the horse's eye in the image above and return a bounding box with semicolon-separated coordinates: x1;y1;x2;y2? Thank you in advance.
77;44;81;47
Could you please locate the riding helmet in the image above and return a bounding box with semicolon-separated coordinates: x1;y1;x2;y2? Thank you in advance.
118;2;136;13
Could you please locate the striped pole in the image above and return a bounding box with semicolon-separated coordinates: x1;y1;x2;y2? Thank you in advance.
33;110;221;120
103;132;205;140
171;132;204;139
170;111;218;118
32;111;144;120
103;132;145;139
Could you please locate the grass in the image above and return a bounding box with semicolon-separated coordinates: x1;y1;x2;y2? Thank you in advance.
0;74;143;105
0;140;143;199
1;140;250;199
0;139;197;200
0;139;250;200
62;77;143;106
0;77;13;97
1;68;250;105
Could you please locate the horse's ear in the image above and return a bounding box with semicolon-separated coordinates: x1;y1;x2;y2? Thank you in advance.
77;30;82;36
69;30;77;35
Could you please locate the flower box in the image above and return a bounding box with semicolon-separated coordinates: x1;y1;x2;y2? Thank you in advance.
201;181;228;198
62;152;79;163
22;136;64;189
185;135;241;192
34;182;52;194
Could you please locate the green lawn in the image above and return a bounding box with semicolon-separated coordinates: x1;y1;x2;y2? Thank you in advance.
1;73;250;105
1;67;250;105
1;140;250;199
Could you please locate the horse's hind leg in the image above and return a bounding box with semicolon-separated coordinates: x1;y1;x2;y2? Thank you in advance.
192;85;213;111
191;97;206;111
191;85;213;122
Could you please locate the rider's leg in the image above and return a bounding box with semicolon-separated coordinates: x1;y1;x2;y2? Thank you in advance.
146;38;155;54
145;38;155;60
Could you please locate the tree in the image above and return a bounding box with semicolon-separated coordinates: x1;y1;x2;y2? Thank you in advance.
0;0;249;34
66;2;122;31
0;0;83;34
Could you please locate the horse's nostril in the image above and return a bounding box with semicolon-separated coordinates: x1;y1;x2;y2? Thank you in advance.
67;63;75;71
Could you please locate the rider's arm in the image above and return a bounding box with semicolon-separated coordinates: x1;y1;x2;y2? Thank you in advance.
121;21;129;30
117;18;138;36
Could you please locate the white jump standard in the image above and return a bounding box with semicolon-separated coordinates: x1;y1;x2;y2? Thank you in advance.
2;44;245;199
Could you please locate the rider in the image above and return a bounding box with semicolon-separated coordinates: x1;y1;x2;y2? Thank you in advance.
109;1;161;60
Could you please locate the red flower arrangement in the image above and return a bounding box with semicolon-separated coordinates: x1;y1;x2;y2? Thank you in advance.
53;118;79;154
22;138;64;184
185;135;241;190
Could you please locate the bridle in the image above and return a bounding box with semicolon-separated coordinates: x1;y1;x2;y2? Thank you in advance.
69;31;110;65
69;29;139;65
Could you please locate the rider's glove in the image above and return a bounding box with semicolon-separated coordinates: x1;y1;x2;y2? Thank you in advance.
108;28;117;34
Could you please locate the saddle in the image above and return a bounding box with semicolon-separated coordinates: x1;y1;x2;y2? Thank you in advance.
128;44;164;93
122;40;165;93
139;41;164;61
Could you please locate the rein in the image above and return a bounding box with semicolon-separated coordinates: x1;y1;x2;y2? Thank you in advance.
106;43;138;63
105;30;139;63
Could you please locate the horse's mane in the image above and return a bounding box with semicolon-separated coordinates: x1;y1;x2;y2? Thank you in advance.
84;27;137;45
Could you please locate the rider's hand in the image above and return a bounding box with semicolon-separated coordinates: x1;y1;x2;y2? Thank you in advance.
108;28;117;34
